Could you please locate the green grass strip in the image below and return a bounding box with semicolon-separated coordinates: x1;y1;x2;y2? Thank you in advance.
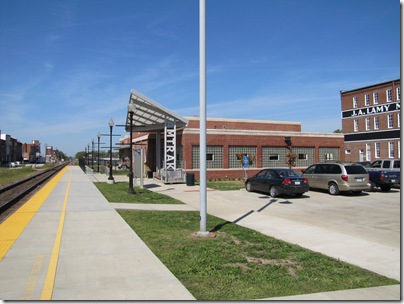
94;182;184;204
118;210;398;300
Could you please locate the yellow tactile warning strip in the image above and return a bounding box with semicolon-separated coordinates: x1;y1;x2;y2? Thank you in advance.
41;168;72;300
0;166;69;260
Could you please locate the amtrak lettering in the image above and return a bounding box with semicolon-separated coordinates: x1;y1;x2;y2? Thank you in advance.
164;120;176;171
342;102;400;118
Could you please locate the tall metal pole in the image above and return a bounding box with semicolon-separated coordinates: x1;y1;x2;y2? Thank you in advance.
107;118;115;184
128;111;135;194
199;0;208;236
97;132;101;173
91;139;94;170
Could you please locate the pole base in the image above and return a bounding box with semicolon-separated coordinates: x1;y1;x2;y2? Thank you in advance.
195;231;211;237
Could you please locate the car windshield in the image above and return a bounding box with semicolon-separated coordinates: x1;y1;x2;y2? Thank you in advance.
275;169;300;178
344;165;367;174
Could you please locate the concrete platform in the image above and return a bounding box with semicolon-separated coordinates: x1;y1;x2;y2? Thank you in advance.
0;166;195;300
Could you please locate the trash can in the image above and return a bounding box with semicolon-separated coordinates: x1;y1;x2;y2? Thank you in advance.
186;173;195;186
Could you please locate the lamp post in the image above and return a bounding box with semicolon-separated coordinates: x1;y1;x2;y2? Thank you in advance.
91;139;95;170
97;132;101;173
85;146;88;166
107;118;115;184
127;103;136;194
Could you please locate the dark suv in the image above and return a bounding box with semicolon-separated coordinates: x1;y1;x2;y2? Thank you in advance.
301;162;370;195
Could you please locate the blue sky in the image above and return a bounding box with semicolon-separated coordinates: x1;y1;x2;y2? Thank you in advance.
0;0;400;157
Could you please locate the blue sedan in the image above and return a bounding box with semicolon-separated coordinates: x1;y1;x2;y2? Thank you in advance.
245;168;309;198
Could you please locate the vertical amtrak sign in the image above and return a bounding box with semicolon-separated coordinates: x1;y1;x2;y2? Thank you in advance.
164;119;176;171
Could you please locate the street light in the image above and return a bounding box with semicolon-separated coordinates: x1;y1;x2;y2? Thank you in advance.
127;102;136;194
107;118;115;184
97;132;101;173
91;139;95;170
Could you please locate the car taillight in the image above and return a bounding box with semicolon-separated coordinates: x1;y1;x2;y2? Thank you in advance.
303;178;308;184
341;175;349;182
282;179;292;185
380;173;385;180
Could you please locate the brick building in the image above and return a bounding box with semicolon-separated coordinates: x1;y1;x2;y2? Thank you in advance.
0;134;22;165
22;140;41;163
341;79;400;162
120;90;344;181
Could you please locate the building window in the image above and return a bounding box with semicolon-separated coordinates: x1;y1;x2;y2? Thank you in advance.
293;147;314;167
366;143;371;161
398;141;401;159
192;145;223;169
374;116;379;130
397;113;400;128
229;146;256;168
387;114;393;128
269;154;280;161
298;153;308;160
375;142;380;158
386;89;392;102
345;149;351;154
373;92;379;104
396;87;400;101
262;147;284;167
388;141;394;158
354;119;359;132
365;117;370;130
364;94;370;106
353;96;358;108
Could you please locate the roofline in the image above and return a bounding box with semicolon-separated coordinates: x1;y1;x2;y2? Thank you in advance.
130;89;188;124
340;78;400;95
184;116;301;125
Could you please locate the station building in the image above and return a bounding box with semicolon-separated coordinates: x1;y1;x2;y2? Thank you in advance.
119;90;344;182
340;79;400;162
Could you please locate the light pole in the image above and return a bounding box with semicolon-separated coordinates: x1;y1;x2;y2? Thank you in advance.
91;139;95;170
127;102;136;194
97;132;101;173
107;118;115;184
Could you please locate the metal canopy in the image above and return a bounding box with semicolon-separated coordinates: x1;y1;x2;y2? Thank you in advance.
125;89;188;132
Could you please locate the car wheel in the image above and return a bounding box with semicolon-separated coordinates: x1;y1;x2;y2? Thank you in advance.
328;183;340;195
380;184;391;192
269;186;278;198
295;193;303;197
245;182;253;192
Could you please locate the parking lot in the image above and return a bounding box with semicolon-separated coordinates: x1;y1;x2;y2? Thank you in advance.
147;182;400;281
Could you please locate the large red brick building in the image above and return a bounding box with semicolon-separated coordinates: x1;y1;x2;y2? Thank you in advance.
120;90;344;182
341;79;400;162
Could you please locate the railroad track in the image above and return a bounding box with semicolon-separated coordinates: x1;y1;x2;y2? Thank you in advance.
0;163;69;222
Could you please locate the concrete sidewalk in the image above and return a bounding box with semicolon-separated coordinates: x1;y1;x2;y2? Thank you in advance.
104;174;400;301
0;166;195;300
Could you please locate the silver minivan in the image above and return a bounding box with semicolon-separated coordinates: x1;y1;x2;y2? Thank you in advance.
302;162;370;195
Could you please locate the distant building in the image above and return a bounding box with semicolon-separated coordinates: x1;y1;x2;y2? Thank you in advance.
340;79;400;162
0;134;22;165
22;140;41;163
